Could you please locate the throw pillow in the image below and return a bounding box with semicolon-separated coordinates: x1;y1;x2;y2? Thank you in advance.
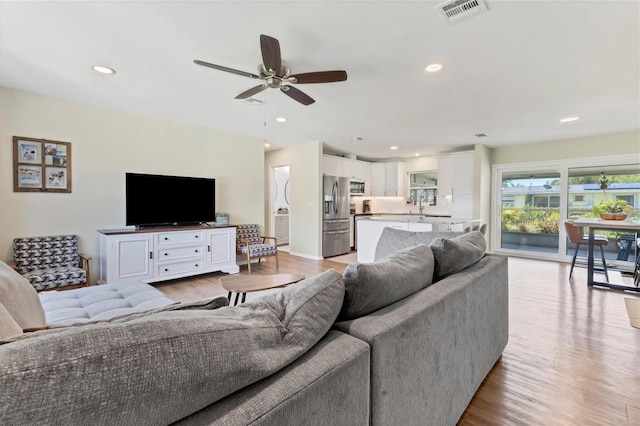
374;227;464;261
0;270;345;425
0;302;23;340
429;231;486;280
338;244;435;321
0;261;46;329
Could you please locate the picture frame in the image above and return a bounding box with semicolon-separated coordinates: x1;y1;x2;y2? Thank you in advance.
13;136;72;193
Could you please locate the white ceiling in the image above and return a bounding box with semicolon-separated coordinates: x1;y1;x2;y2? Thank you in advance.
1;1;638;161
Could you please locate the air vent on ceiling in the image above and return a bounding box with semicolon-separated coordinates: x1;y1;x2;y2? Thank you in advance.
437;0;487;25
240;97;266;106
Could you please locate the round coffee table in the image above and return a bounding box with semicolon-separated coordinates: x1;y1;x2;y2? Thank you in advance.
219;273;305;305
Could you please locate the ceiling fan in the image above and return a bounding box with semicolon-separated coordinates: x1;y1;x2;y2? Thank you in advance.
194;34;347;106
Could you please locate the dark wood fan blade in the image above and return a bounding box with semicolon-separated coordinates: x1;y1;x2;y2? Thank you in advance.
194;60;261;79
235;85;268;99
280;85;315;105
289;70;348;84
260;35;282;76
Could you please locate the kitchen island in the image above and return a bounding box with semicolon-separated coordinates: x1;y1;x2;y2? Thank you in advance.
356;215;477;263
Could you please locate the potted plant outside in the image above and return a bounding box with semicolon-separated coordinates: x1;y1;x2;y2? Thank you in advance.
594;200;633;221
599;174;610;190
215;212;229;225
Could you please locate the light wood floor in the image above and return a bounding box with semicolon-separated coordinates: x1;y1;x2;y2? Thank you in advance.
155;252;640;425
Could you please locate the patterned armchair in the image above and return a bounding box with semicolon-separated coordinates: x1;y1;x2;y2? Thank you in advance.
236;224;278;274
12;235;91;291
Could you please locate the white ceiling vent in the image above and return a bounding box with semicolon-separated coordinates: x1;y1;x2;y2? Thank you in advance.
437;0;487;25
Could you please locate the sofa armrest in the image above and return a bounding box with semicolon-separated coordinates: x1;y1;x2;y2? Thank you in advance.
334;254;508;426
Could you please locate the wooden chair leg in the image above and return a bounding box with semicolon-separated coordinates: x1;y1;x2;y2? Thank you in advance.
275;251;279;270
247;252;252;274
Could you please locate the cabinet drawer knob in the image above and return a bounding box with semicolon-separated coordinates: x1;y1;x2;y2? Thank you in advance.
195;264;199;267
195;235;199;239
164;253;168;256
164;268;169;272
195;249;199;253
164;237;169;240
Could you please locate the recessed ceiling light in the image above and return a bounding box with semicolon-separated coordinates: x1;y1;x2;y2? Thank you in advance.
275;117;287;123
390;146;398;150
560;116;579;123
425;63;443;73
92;64;116;75
415;153;420;157
264;143;271;148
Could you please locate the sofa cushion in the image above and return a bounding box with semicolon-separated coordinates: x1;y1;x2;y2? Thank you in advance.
430;231;486;280
110;295;229;323
0;269;345;425
0;261;46;329
374;227;464;261
38;280;176;326
338;245;435;321
0;302;23;340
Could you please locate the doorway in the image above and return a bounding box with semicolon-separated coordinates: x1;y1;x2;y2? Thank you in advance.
270;165;290;248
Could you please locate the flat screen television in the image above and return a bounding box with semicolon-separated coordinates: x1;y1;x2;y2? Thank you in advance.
126;173;215;228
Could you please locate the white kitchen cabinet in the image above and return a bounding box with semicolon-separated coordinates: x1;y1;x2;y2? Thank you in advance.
450;151;475;218
99;226;239;284
371;162;406;197
451;151;474;195
407;222;434;232
437;156;453;198
274;215;289;245
371;163;387;196
436;222;465;232
323;155;338;176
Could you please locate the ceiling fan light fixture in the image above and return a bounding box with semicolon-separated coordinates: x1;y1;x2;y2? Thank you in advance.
275;117;287;123
425;63;443;73
560;116;580;123
92;64;116;75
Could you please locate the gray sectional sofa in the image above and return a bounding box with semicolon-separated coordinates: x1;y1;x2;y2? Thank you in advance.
0;230;508;426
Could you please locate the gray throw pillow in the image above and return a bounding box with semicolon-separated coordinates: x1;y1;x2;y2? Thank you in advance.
0;270;344;425
374;227;464;261
429;231;486;280
338;244;435;321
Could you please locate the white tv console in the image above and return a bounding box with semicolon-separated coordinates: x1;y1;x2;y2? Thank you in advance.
98;225;239;284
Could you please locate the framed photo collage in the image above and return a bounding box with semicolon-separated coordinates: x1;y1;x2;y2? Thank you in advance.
13;136;72;193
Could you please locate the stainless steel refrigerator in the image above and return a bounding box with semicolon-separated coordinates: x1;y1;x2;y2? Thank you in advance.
323;175;351;257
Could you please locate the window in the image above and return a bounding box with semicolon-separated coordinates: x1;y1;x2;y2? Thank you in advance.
574;195;584;202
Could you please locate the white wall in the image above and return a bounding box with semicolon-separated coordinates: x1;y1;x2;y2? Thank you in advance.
265;141;323;259
491;131;640;164
0;87;265;282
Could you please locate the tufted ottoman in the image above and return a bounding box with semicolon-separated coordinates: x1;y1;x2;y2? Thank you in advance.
39;281;175;326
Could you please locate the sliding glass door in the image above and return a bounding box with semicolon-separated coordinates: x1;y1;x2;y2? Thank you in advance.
493;155;639;262
499;170;561;255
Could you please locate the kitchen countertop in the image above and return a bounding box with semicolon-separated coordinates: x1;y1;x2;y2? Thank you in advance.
358;214;469;224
